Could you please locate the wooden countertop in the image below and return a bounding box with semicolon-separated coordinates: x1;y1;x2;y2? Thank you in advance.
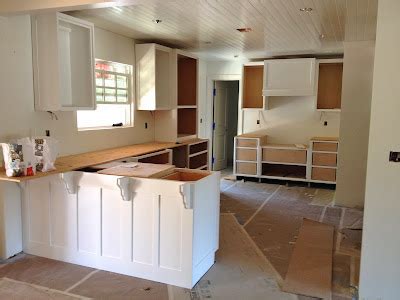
262;143;308;150
0;139;205;183
310;137;339;142
237;133;267;138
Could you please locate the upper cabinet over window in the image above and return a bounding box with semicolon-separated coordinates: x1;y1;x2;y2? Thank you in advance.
136;43;174;111
262;58;316;97
31;13;95;111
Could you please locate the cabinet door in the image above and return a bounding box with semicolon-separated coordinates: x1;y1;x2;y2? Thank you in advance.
31;13;95;111
263;58;316;96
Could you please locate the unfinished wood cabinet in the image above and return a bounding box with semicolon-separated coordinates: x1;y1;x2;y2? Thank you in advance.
234;134;267;177
309;137;339;184
136;43;174;111
236;162;257;175
31;13;95;111
172;140;209;170
311;167;336;182
261;144;308;181
188;140;209;170
242;63;265;109
316;59;343;111
120;149;173;165
262;146;307;165
154;50;198;143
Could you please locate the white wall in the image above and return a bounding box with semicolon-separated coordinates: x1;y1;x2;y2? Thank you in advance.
0;16;154;160
244;97;340;144
360;0;400;298
335;41;375;208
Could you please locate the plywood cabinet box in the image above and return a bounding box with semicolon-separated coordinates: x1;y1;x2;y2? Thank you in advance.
154;49;199;142
262;58;316;97
20;168;219;288
31;13;95;111
316;59;343;111
242;62;265;109
136;44;174;110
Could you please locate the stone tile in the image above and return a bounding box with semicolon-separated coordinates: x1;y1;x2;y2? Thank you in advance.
340;228;362;256
0;278;84;300
332;254;351;296
0;255;95;291
70;270;168;300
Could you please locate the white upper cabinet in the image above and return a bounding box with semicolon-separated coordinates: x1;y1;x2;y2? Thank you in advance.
31;13;96;111
262;58;316;96
136;44;174;110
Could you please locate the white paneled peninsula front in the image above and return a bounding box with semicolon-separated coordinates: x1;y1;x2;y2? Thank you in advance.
0;144;220;289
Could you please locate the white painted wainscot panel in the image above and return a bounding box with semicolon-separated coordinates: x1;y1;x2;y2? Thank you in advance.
21;170;220;288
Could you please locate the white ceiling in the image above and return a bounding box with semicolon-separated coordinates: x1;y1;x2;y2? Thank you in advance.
69;0;378;60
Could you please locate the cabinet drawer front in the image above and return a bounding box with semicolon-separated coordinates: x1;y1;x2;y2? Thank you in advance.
313;153;337;167
312;167;336;182
236;148;257;161
313;142;338;152
262;149;307;164
236;162;257;175
236;138;257;148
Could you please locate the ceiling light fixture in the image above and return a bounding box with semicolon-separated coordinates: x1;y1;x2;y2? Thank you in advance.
152;19;162;24
237;28;252;33
299;7;313;12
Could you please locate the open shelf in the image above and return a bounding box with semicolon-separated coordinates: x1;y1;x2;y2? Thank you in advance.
261;163;306;179
178;108;197;137
178;55;197;106
172;145;188;168
189;152;208;169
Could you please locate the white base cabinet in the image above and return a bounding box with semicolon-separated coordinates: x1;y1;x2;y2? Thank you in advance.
21;170;220;288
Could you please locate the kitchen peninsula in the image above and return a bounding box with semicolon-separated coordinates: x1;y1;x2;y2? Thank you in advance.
0;139;219;289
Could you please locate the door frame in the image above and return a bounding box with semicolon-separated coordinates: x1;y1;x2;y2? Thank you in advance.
206;75;242;171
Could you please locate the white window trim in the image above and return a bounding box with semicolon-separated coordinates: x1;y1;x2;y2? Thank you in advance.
77;59;135;131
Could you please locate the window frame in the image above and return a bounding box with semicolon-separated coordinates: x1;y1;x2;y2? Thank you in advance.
76;59;135;131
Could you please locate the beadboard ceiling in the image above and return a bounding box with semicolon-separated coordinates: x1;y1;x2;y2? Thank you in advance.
69;0;378;60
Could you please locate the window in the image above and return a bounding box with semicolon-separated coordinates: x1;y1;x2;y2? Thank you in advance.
77;59;133;130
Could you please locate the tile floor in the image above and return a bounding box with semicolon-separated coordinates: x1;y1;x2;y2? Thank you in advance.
0;169;363;299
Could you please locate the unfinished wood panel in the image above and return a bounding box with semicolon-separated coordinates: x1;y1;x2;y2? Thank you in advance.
312;167;336;182
262;164;306;179
236;148;257;161
162;170;209;181
97;163;175;178
317;63;343;110
236;138;257;148
313;153;337;167
313;142;338;152
282;219;334;299
262;149;307;164
243;65;264;109
138;152;170;164
189;141;208;155
178;56;197;106
178;108;197;135
236;162;257;175
189;153;208;169
172;145;188;168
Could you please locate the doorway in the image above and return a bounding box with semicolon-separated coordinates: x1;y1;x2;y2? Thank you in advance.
212;80;239;172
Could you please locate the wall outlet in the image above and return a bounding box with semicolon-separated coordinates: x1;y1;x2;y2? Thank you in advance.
145;122;148;129
257;120;260;125
324;121;328;126
45;130;50;137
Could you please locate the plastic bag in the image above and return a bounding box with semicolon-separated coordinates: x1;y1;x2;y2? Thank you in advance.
1;138;36;177
33;137;59;172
